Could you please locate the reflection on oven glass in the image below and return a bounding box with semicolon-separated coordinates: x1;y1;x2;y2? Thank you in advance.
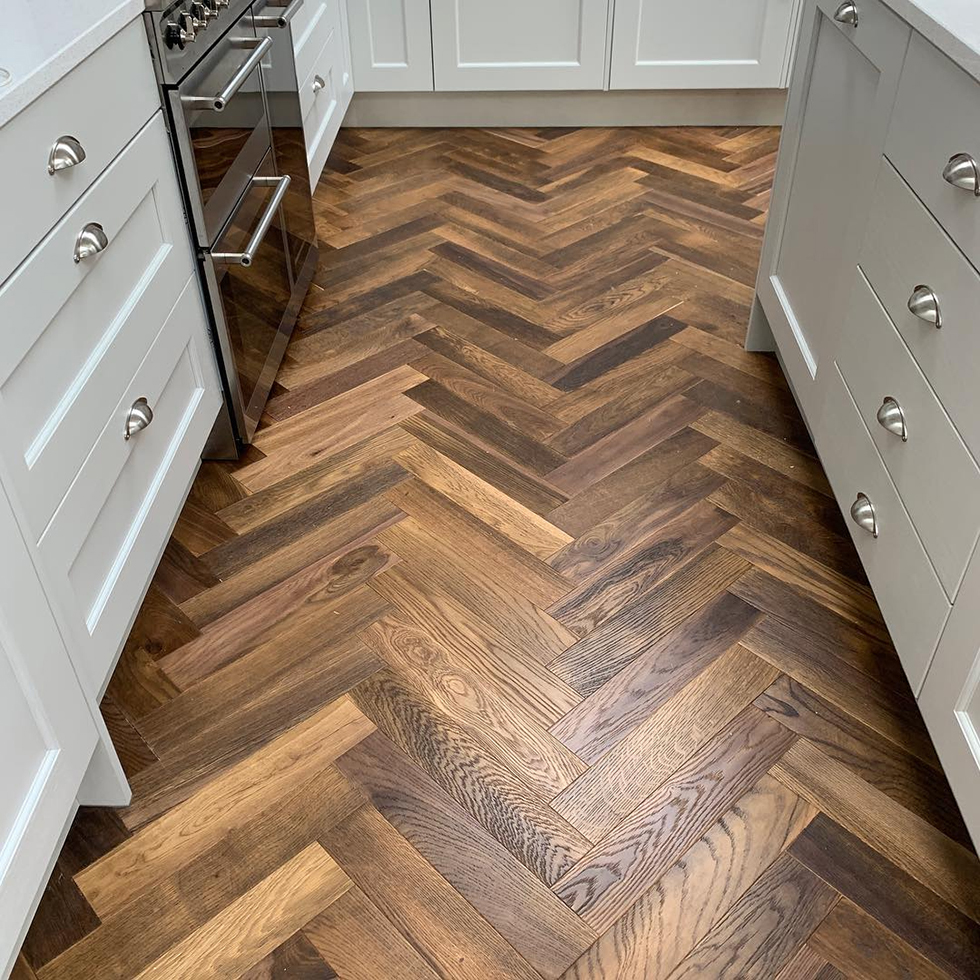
215;182;294;433
271;125;318;283
190;125;256;213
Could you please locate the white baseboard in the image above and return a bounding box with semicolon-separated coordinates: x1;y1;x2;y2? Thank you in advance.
342;89;788;128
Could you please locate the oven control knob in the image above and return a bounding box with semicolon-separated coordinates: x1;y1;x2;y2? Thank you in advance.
190;2;212;27
164;19;193;48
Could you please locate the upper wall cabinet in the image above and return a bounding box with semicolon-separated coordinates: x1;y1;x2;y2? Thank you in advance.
430;0;610;90
610;0;799;89
346;0;434;91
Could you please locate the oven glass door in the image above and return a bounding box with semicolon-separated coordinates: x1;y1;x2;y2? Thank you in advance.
205;149;294;441
170;7;272;246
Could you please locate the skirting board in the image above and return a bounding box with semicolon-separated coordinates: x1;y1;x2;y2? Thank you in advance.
342;89;788;128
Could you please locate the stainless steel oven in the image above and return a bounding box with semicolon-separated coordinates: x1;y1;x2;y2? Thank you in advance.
144;0;317;457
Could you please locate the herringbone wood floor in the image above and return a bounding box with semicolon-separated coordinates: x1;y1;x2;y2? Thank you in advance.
17;127;980;980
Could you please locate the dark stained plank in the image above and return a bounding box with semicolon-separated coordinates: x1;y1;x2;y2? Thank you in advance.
548;546;751;696
322;805;543;980
809;899;951;980
562;776;815;980
553;644;779;840
238;932;338;980
337;732;596;978
548;499;737;635
756;677;968;846
550;591;762;762
350;666;592;883
547;430;718;536
552;707;797;931
303;887;441;980
667;853;837;980
791;814;980;980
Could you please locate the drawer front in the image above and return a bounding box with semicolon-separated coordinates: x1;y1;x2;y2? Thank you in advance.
837;268;980;597
886;33;980;268
0;20;159;287
861;160;980;460
294;0;340;87
37;276;221;696
820;364;950;693
301;25;352;184
0;112;195;543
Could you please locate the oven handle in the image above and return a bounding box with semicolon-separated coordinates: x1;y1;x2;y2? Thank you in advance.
180;35;273;112
212;174;291;267
253;0;304;28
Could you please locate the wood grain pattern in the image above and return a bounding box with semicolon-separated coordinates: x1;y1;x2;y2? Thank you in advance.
23;127;978;980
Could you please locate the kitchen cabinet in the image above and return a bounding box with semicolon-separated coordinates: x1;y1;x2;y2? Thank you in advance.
750;0;910;424
751;0;980;849
609;0;799;89
0;477;98;978
346;0;433;91
430;0;610;91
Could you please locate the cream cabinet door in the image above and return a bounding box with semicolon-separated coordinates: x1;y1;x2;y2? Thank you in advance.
752;0;910;425
610;0;799;89
0;478;98;978
430;0;610;91
345;0;433;90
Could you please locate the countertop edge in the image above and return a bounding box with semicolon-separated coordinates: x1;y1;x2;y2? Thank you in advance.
885;0;980;82
0;0;145;130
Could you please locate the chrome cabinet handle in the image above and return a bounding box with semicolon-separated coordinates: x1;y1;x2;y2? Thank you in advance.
48;135;86;175
212;174;291;267
850;493;878;538
124;397;154;440
907;285;942;328
254;0;304;28
180;35;273;111
834;2;859;26
876;396;908;441
312;74;325;94
73;222;109;263
943;153;980;196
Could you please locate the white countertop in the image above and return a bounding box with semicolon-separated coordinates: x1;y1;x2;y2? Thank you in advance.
0;0;145;128
886;0;980;80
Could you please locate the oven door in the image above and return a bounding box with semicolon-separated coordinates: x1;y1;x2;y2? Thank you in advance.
168;6;273;246
203;149;296;444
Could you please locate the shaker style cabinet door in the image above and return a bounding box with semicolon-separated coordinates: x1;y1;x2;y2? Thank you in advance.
345;0;434;90
752;0;910;424
610;0;799;89
0;479;98;978
430;0;610;91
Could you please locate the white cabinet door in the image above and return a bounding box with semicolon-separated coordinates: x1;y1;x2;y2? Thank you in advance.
752;0;910;425
345;0;433;90
920;545;980;851
430;0;610;91
610;0;799;89
0;479;97;978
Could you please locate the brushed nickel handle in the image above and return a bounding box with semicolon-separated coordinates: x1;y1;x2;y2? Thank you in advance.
124;398;154;440
876;396;908;441
312;74;326;94
212;174;291;267
180;35;273;111
254;0;305;28
850;493;878;538
834;2;859;26
48;135;86;175
907;285;942;328
73;222;109;263
943;153;980;196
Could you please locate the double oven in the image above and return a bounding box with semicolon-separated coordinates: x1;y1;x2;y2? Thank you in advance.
144;0;318;457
